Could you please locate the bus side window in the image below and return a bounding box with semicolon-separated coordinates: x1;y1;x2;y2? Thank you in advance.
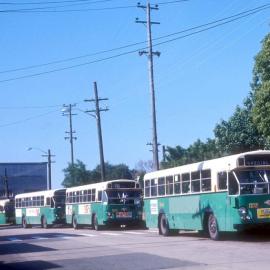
228;172;239;195
166;176;174;195
46;197;51;206
158;177;165;196
174;175;181;194
218;172;227;190
191;171;200;193
151;179;157;197
182;173;190;193
41;196;44;206
98;191;102;202
92;189;96;201
144;180;150;197
201;170;211;192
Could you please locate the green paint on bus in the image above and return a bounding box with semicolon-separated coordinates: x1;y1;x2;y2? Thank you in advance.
15;189;66;228
143;150;270;240
66;179;143;229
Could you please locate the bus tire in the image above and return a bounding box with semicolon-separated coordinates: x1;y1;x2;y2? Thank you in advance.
22;217;28;229
158;214;170;236
72;216;78;230
208;213;220;240
93;215;99;231
41;216;48;229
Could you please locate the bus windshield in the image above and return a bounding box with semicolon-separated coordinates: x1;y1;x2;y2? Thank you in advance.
234;170;270;194
53;192;66;207
105;190;141;205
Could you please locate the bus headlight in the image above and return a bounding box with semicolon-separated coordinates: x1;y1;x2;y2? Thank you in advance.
238;207;251;221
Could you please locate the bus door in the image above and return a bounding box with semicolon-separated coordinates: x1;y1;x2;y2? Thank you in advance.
227;171;241;230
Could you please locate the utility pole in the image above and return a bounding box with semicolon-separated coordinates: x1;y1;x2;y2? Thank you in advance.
85;82;108;181
136;1;160;171
42;149;55;190
62;104;77;167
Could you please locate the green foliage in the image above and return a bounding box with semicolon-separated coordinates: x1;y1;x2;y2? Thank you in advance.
252;81;270;141
62;160;92;188
161;139;221;168
251;33;270;142
252;34;270;93
214;102;265;154
62;160;133;188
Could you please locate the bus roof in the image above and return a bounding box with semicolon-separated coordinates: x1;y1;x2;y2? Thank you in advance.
15;188;66;199
66;179;137;192
145;150;270;179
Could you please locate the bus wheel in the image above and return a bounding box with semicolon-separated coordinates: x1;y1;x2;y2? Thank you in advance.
158;214;170;236
22;217;28;229
208;213;220;240
72;216;78;230
42;217;48;229
93;215;99;231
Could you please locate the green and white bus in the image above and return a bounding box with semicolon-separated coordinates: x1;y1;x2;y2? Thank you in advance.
15;189;66;228
143;150;270;240
66;179;143;230
0;198;15;225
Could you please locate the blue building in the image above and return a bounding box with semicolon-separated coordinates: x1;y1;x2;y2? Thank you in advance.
0;163;47;198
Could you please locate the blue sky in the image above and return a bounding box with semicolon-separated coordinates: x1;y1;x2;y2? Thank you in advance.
0;0;269;188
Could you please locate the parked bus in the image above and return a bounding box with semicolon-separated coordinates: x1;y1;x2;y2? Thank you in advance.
143;150;270;240
66;179;143;229
15;189;66;228
0;198;15;225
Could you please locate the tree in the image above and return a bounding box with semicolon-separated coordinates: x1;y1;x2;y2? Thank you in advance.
62;161;134;188
161;139;221;168
62;160;92;188
251;33;270;142
214;100;265;154
251;33;270;93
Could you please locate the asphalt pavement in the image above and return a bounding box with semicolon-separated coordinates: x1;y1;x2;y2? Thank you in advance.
1;225;270;270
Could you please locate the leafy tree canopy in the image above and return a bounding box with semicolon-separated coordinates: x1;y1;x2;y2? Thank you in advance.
214;100;265;154
251;33;270;141
252;33;270;93
62;161;133;188
161;139;221;168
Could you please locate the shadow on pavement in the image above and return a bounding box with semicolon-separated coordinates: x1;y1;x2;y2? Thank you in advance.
0;243;56;255
46;252;205;270
0;260;60;270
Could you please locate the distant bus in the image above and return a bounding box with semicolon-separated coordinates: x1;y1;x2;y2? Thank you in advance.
66;179;143;230
0;198;15;225
143;150;270;240
15;189;66;228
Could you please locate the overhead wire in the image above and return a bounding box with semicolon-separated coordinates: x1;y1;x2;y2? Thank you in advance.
0;3;270;83
0;0;186;12
0;109;59;128
1;3;269;75
0;0;113;5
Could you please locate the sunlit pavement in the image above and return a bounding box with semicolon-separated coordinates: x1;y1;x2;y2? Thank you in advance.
1;225;270;270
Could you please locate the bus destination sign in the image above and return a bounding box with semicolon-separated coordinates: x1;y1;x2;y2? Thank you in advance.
242;155;270;166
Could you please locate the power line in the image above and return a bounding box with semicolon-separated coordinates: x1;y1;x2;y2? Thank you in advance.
0;0;186;12
0;104;62;109
0;0;112;5
156;0;189;5
1;3;267;75
0;1;136;12
0;109;59;128
1;3;269;83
